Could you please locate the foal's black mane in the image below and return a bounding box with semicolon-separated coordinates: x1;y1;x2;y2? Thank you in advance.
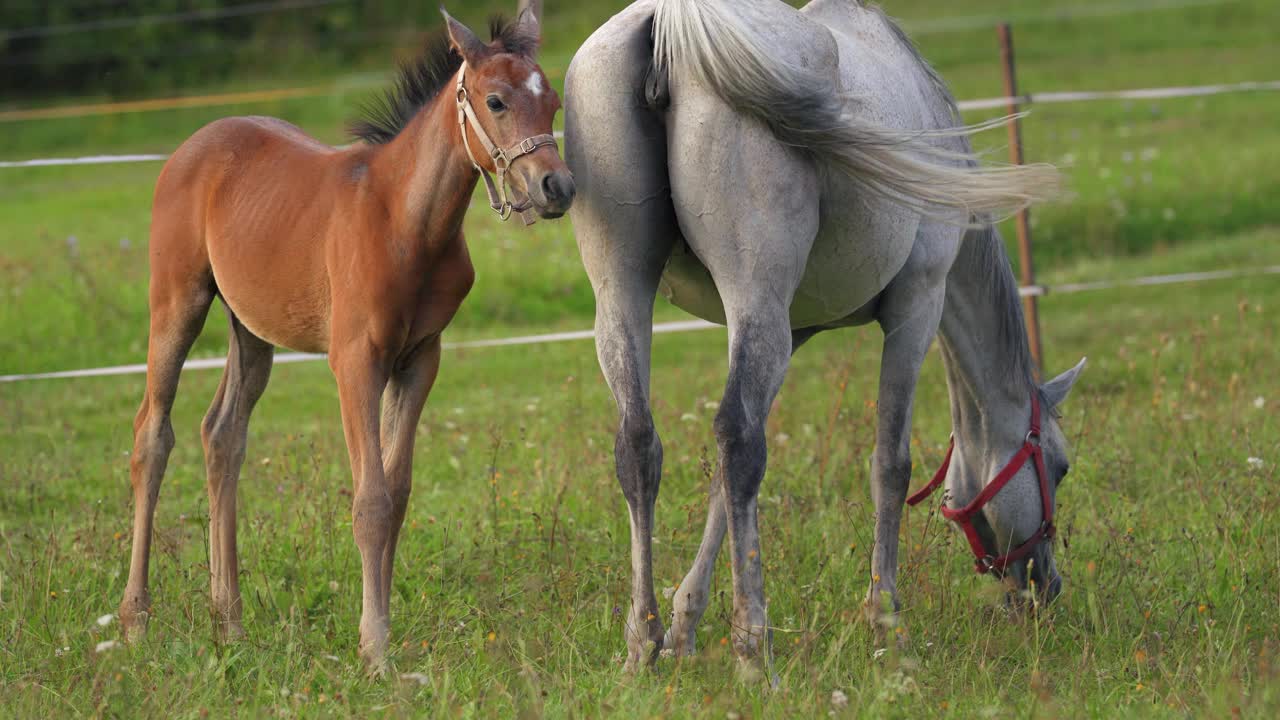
349;14;536;145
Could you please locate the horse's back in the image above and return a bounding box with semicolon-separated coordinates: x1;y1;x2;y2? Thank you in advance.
153;116;350;352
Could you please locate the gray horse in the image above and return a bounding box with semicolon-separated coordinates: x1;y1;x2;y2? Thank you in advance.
564;0;1085;674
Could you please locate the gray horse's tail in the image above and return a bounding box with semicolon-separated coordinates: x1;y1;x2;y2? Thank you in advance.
651;0;1059;217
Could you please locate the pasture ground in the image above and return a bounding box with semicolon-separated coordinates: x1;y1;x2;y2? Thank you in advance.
2;0;1279;717
1;230;1278;717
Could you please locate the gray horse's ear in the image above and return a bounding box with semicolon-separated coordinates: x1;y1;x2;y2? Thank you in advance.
1042;357;1087;409
441;9;488;65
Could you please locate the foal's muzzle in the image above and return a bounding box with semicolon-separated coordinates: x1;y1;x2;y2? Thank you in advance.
531;169;576;219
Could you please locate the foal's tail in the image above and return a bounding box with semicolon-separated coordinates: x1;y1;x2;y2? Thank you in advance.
651;0;1059;218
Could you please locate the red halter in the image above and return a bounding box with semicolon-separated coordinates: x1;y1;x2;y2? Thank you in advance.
906;393;1055;574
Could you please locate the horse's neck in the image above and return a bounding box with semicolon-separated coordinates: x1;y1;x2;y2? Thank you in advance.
936;227;1036;449
373;88;479;242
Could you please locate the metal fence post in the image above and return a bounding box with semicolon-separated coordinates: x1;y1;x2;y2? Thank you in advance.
998;22;1044;379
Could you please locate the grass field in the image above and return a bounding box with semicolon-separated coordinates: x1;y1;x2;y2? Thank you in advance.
2;0;1280;717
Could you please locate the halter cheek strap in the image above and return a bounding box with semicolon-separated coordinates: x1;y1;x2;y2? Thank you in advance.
456;63;559;223
906;393;1056;575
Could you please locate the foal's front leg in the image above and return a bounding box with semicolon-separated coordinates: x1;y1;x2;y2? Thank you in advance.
330;345;394;671
377;337;442;617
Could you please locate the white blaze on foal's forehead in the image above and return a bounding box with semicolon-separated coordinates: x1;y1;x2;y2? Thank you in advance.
524;71;545;97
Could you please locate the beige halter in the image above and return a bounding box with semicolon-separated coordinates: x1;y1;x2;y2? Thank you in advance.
455;62;558;222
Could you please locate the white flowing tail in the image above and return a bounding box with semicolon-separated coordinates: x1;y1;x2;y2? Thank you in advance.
652;0;1060;217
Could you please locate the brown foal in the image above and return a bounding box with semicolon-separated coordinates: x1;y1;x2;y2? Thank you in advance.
118;8;572;670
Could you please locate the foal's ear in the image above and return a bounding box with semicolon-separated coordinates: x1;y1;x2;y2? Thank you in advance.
441;9;488;65
1042;357;1087;409
490;7;541;59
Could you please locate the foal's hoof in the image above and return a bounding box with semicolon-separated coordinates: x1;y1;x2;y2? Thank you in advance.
215;621;246;644
119;600;151;643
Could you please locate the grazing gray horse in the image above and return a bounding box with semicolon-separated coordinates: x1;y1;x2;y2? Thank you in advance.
564;0;1085;674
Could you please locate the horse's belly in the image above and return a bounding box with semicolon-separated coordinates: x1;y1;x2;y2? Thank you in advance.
208;235;331;354
659;203;917;328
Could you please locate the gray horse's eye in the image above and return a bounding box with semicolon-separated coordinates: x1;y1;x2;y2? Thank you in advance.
486;96;507;112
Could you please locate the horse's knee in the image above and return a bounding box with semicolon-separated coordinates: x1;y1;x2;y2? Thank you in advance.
872;445;913;498
388;478;412;516
614;413;662;507
130;415;174;492
352;491;394;546
713;405;767;502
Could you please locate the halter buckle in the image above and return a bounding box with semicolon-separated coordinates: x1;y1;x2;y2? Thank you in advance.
1025;429;1041;445
978;555;996;573
519;137;538;154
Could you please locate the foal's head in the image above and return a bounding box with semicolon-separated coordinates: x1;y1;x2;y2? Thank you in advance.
444;9;575;218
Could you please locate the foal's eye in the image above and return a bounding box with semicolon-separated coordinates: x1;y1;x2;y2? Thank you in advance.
486;96;506;112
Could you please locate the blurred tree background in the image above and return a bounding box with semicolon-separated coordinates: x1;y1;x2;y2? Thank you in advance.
0;0;597;99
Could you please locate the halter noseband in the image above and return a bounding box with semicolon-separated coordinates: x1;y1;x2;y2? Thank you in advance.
456;62;559;222
906;393;1056;575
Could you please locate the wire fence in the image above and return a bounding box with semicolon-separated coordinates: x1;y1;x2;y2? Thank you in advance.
5;265;1279;384
2;79;1277;168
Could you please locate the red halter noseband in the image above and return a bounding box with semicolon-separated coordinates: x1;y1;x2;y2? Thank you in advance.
906;393;1055;574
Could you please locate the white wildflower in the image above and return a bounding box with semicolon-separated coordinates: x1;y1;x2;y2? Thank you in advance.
1255;396;1265;409
95;640;119;653
401;672;430;685
681;413;697;422
96;613;114;627
831;689;849;709
872;647;888;660
1247;457;1265;470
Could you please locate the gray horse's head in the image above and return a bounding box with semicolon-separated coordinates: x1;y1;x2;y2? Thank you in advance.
948;358;1086;603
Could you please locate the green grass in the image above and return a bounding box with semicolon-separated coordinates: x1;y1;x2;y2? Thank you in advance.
2;232;1278;717
2;0;1280;716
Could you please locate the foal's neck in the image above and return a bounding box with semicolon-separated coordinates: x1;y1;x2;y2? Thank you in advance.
372;76;479;244
936;227;1038;448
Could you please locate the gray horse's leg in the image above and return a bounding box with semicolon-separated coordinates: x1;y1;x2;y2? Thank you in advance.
564;2;679;671
864;227;955;631
667;99;820;674
201;308;273;642
713;290;800;676
588;245;676;673
665;329;816;656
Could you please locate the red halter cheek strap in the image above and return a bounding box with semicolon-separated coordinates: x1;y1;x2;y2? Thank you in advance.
906;393;1055;574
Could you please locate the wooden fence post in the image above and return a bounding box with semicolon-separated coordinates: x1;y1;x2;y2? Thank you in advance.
998;22;1045;379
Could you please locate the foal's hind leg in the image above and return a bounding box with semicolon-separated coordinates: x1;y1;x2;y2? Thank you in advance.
201;308;273;641
120;266;215;639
